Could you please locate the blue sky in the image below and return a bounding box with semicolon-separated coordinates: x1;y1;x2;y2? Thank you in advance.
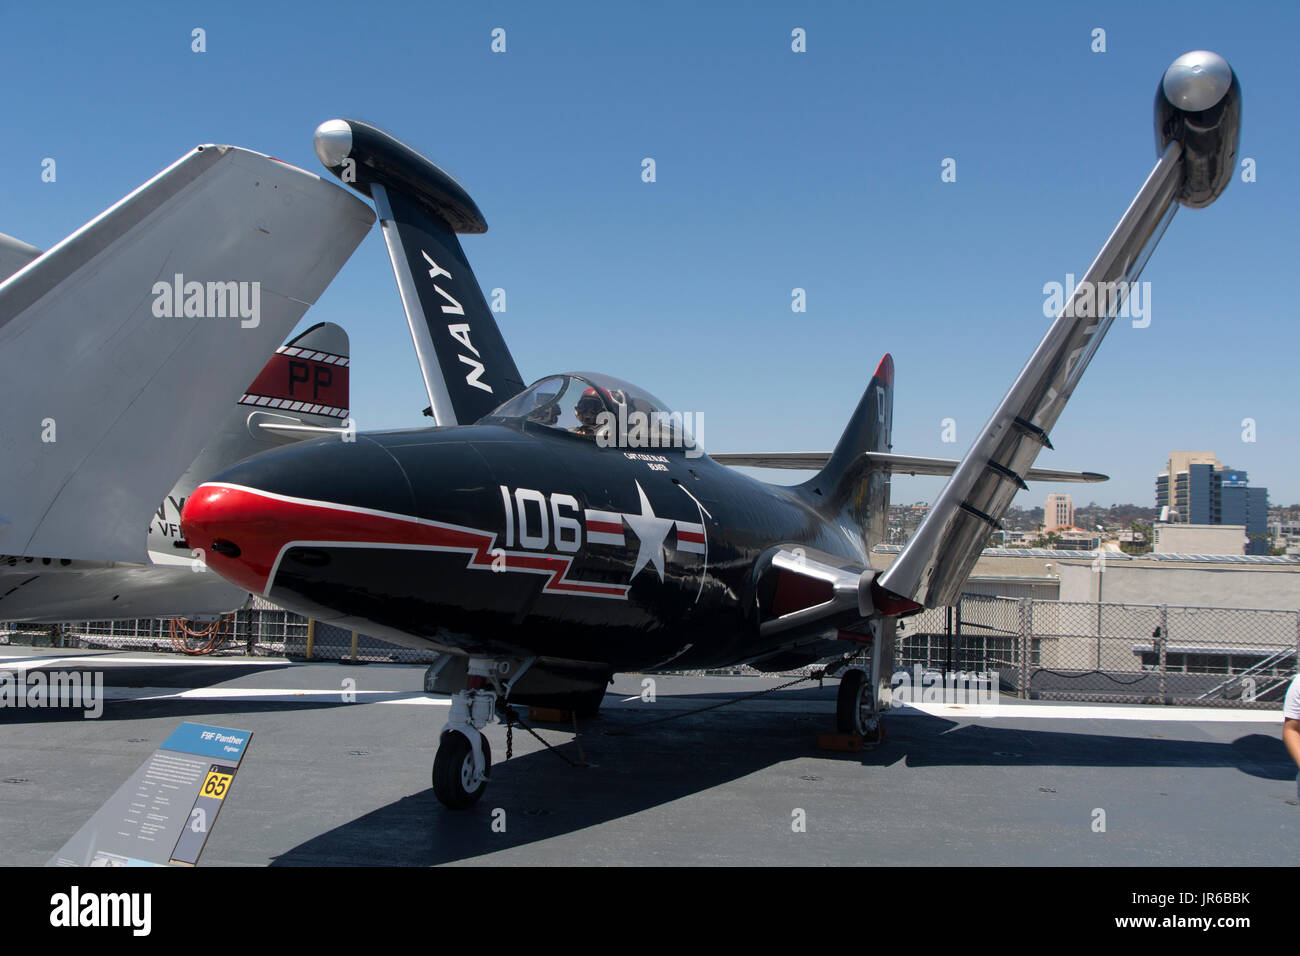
3;0;1297;507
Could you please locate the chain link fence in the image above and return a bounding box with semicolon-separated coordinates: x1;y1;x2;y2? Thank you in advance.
0;596;439;663
901;595;1298;708
4;595;1297;707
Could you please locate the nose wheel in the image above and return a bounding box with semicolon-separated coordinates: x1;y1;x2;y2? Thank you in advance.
433;729;492;809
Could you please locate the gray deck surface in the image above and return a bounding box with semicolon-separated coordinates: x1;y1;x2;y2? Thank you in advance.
1;648;1295;866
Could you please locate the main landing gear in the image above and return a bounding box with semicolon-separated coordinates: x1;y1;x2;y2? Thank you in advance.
825;618;895;746
835;668;882;741
432;657;532;810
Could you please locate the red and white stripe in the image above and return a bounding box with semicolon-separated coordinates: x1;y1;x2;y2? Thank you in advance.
674;520;706;554
278;345;349;366
238;394;349;419
585;509;626;546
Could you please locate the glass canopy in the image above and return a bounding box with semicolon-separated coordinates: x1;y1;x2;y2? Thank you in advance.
481;372;697;451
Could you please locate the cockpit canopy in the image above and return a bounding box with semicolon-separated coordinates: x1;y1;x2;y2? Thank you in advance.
480;372;700;453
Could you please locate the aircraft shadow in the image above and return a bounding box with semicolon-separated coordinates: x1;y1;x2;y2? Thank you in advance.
640;684;838;703
0;696;360;724
268;706;1293;866
0;658;299;688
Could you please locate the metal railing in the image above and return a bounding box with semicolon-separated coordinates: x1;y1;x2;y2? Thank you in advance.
900;595;1298;708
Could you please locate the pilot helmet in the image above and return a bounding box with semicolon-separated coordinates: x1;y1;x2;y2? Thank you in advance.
575;386;607;419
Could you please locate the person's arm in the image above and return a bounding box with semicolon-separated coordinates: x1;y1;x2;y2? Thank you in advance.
1285;718;1300;771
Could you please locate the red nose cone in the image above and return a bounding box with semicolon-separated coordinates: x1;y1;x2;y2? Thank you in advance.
181;483;286;595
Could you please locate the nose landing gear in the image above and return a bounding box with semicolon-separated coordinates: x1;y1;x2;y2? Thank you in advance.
431;656;532;810
433;724;493;810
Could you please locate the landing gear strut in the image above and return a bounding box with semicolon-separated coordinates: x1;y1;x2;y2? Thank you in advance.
827;617;894;745
431;657;532;810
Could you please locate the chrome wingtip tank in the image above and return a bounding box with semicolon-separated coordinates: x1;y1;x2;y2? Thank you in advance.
1156;50;1242;209
312;118;488;234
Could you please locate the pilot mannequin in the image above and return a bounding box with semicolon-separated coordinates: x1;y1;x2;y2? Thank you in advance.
572;388;605;438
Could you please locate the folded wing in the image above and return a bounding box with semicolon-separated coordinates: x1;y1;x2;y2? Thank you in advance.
0;146;374;563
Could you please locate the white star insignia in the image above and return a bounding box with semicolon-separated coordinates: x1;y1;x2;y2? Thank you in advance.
622;481;674;581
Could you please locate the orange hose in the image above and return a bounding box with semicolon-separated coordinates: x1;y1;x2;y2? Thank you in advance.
168;614;234;655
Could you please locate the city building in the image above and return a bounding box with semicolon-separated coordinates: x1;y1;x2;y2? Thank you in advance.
1155;451;1269;555
1270;521;1300;557
1056;528;1102;551
1154;523;1246;555
1044;493;1074;532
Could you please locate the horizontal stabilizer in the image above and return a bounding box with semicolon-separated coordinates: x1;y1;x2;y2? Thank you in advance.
0;145;375;563
713;451;1107;483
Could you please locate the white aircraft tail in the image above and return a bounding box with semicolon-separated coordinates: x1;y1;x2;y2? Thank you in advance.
0;145;374;563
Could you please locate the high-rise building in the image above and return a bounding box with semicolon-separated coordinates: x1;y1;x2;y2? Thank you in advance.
1045;493;1073;532
1155;452;1269;554
1155;451;1218;519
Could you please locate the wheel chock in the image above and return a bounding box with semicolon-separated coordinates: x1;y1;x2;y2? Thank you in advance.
817;732;864;752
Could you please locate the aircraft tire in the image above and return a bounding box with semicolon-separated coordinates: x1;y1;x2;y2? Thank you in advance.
432;729;491;810
836;669;877;737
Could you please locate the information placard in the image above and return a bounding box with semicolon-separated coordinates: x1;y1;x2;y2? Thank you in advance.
48;722;253;867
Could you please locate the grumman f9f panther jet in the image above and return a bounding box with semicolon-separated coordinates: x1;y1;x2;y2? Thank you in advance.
183;52;1242;809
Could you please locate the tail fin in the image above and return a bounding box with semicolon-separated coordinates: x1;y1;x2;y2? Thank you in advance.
0;232;41;283
147;322;351;561
0;144;374;564
313;119;525;425
237;321;350;421
802;354;894;544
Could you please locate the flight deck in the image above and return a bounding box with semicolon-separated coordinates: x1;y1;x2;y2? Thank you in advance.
1;647;1294;867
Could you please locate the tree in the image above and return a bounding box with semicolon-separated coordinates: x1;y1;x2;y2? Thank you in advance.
1122;520;1153;555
